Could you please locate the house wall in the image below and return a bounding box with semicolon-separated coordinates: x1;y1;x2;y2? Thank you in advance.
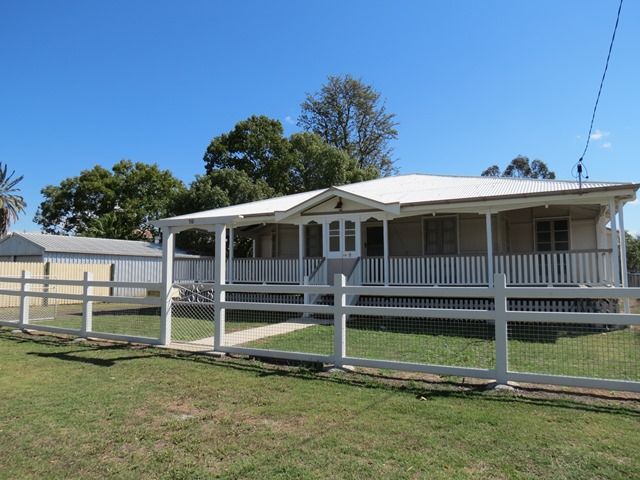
502;205;600;253
248;203;603;259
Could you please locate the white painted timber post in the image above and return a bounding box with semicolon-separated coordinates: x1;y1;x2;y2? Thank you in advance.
486;213;494;287
228;227;234;284
609;198;620;286
81;271;93;337
19;270;30;329
160;227;175;346
214;224;227;351
333;273;347;367
298;224;305;285
617;200;630;313
383;218;390;286
493;273;509;385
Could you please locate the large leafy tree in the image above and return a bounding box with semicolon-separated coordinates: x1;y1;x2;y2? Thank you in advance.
290;132;378;191
0;163;26;236
202;116;378;195
203;115;301;195
35;160;185;239
482;156;556;179
298;75;398;176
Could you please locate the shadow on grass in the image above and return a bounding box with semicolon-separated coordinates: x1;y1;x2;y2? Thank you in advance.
2;328;639;418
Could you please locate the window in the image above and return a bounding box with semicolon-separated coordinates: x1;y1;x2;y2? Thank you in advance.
423;217;457;255
329;221;340;252
344;220;356;252
536;219;569;252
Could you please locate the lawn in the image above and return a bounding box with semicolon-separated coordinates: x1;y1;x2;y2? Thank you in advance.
1;328;640;479
244;317;640;381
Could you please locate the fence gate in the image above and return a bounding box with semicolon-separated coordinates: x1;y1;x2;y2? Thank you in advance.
170;282;216;350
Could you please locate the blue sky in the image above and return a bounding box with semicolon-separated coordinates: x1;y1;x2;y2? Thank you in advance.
1;0;639;233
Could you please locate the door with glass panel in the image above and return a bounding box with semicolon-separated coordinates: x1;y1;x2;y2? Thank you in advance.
326;219;360;259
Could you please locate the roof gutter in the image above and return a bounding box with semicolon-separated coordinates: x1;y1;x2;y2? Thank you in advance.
399;183;639;210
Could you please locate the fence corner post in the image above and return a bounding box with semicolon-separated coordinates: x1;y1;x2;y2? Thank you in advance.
19;270;31;329
213;224;227;352
493;272;509;385
333;273;347;368
160;227;175;346
81;271;93;337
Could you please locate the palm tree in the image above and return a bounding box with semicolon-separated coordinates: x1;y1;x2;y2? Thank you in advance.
0;163;26;236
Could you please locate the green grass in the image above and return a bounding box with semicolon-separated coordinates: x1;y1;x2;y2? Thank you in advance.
1;329;640;479
245;318;640;381
9;303;640;381
8;304;268;342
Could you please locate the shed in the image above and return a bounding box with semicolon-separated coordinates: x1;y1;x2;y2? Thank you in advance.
0;233;213;295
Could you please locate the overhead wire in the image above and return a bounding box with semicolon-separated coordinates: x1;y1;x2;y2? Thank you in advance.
573;0;624;187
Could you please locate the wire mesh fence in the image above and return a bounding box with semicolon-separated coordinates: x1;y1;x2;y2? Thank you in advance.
89;303;161;338
223;308;333;355
171;301;214;343
507;321;640;381
345;314;495;369
28;302;78;329
0;295;21;323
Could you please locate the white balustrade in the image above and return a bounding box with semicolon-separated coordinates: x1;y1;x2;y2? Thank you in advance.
362;250;612;286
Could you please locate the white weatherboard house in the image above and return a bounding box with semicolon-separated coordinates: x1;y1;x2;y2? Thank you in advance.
156;174;638;299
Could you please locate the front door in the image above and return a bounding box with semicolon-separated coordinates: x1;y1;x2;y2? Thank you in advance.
325;218;360;284
326;218;360;259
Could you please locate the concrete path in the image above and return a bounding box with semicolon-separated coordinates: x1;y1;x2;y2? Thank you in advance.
167;318;318;352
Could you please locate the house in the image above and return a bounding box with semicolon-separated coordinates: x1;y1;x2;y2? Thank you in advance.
0;233;211;295
156;174;637;296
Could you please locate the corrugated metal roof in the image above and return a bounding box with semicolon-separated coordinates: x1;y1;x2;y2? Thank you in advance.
7;233;198;258
158;173;637;224
165;189;326;221
336;174;632;205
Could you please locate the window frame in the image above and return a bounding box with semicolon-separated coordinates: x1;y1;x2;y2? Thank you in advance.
421;214;460;256
534;216;571;252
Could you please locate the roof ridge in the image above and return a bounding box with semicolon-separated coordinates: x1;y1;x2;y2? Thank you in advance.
392;172;626;185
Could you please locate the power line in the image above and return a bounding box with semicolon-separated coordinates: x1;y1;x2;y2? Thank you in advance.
574;0;624;186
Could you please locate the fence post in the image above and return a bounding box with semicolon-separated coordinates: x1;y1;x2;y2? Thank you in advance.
213;224;227;352
493;273;509;385
160;227;175;346
19;270;30;329
81;271;93;337
333;273;346;368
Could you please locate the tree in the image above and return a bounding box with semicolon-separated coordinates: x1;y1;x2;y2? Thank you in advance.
626;232;640;273
0;163;26;236
35;160;185;239
289;132;379;191
298;75;398;176
202;116;379;195
203;115;301;195
481;156;556;179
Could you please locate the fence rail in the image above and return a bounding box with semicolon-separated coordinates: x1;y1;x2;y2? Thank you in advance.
0;271;163;345
3;268;640;393
207;273;640;393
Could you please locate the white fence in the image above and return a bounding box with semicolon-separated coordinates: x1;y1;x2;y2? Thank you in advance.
0;272;163;345
204;273;640;393
4;268;640;393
